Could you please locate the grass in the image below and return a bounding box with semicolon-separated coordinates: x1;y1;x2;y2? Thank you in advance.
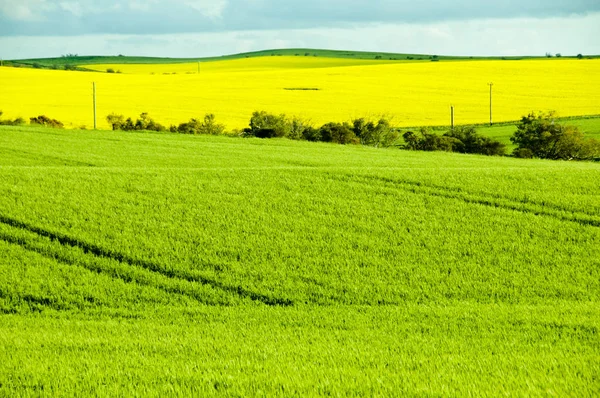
0;125;598;395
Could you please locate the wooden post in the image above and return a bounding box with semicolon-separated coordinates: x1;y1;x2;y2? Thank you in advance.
488;82;493;126
93;82;97;129
451;106;454;130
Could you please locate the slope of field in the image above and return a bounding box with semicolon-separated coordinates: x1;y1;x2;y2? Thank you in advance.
12;47;562;67
0;125;598;396
1;57;599;130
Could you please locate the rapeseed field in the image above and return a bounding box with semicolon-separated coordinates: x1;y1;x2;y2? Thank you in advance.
1;57;599;129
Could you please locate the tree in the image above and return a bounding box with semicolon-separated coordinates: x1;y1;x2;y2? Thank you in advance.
577;54;584;59
511;112;600;160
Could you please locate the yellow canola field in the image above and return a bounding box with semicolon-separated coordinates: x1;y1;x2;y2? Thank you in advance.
1;57;599;130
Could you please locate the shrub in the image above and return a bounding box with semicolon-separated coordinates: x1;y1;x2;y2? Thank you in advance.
106;113;125;130
0;111;26;126
403;128;458;152
176;114;225;135
444;126;506;156
106;68;115;73
511;111;600;160
244;111;290;138
318;122;358;144
30;115;64;128
513;148;534;159
287;117;314;140
107;113;166;132
134;112;166;132
302;126;321;142
352;117;400;147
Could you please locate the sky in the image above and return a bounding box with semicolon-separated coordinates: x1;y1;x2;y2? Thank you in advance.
0;0;599;59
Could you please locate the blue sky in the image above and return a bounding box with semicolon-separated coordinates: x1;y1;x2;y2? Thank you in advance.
0;0;599;58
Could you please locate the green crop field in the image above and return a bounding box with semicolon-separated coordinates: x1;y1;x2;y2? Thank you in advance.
0;125;599;396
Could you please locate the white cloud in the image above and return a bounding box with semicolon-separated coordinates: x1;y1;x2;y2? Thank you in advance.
0;0;53;21
59;2;83;17
184;0;227;19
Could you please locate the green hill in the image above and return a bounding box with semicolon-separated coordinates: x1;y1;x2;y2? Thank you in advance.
8;48;598;70
0;125;598;396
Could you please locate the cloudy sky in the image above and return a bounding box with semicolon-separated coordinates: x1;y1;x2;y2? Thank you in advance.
1;0;599;59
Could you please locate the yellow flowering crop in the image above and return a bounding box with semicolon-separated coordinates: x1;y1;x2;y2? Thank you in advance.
1;57;598;130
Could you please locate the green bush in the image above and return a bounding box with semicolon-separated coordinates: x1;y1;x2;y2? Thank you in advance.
133;113;166;132
444;126;506;156
301;126;322;142
352;118;400;147
106;113;166;132
106;113;125;130
29;115;64;128
106;68;115;73
244;111;290;138
287;117;314;140
176;114;225;135
0;111;26;126
318;122;358;144
403;128;459;152
513;148;534;159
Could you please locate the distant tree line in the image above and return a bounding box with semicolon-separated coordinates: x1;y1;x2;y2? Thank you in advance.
0;111;63;128
2;109;599;161
241;111;401;147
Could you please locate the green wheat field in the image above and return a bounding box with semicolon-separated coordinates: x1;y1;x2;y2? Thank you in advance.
0;125;598;396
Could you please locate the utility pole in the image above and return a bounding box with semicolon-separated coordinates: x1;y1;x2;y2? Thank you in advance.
93;82;97;129
488;82;493;126
451;106;454;130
